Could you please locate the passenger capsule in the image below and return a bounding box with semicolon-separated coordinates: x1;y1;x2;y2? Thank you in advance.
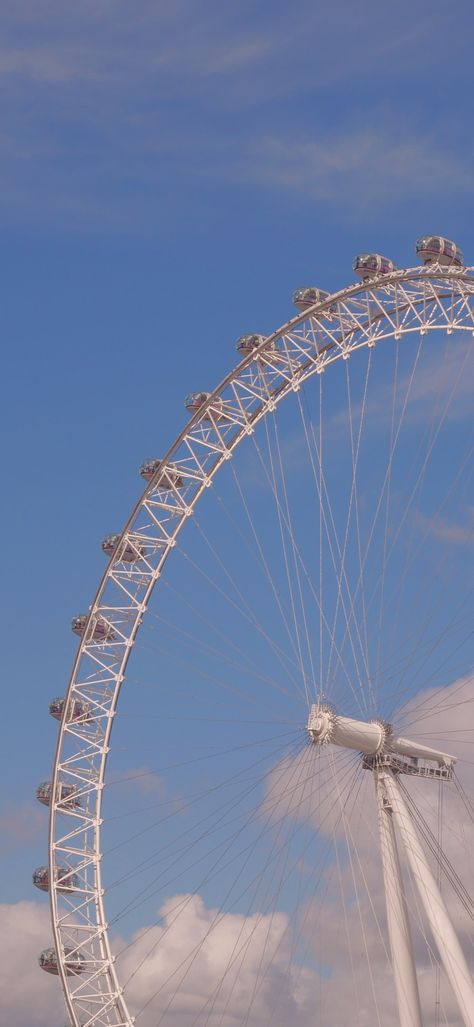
38;946;84;976
36;781;82;810
71;614;117;643
139;460;184;489
415;235;464;268
353;253;396;281
101;534;143;563
49;696;91;723
185;392;226;422
292;287;330;312
33;865;79;894
185;391;210;415
235;334;280;359
236;333;264;355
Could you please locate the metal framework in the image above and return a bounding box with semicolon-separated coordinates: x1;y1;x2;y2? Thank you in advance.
44;264;474;1027
307;704;474;1026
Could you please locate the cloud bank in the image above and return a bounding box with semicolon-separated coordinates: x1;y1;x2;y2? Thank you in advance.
7;676;473;1026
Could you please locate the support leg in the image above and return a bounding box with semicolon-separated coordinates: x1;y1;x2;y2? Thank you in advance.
376;772;423;1027
384;771;474;1027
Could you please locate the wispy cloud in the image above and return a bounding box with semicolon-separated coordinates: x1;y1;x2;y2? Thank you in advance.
0;46;108;83
413;507;474;547
327;335;474;436
0;1;465;94
107;765;184;811
232;131;474;203
1;120;472;235
0;2;472;232
0;3;277;88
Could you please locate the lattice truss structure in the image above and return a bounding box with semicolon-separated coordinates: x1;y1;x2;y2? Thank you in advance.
47;266;474;1027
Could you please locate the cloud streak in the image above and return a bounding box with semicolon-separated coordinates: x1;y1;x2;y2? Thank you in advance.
233;131;474;204
0;2;473;231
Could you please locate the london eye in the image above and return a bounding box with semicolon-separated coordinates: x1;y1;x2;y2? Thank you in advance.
37;235;474;1026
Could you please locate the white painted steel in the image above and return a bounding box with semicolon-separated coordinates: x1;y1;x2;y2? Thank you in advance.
390;736;456;767
308;708;385;753
384;772;474;1026
46;264;474;1027
375;773;422;1027
332;715;384;754
307;705;456;765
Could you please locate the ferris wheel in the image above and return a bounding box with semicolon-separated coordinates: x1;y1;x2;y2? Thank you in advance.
35;235;474;1027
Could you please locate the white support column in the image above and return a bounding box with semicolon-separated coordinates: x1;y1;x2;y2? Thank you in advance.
375;772;422;1027
384;771;474;1027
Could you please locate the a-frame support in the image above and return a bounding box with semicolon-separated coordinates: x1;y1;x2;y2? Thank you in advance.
383;770;474;1027
307;704;474;1026
375;770;422;1027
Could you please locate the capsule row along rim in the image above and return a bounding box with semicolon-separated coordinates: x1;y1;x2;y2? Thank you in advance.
69;238;474;572
35;232;467;986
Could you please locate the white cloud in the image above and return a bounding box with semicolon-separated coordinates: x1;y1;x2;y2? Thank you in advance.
0;901;64;1027
5;120;467;234
0;2;472;232
412;507;474;547
326;333;474;437
232;131;474;204
0;1;466;95
5;675;474;1027
0;4;274;88
117;892;317;1027
243;676;474;1024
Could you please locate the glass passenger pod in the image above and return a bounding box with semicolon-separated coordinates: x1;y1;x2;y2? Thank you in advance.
185;392;226;422
139;459;184;489
101;534;143;563
185;391;210;415
71;614;117;642
33;865;80;894
36;780;82;810
236;333;264;355
236;334;264;355
353;253;396;281
49;696;91;723
38;947;85;976
415;235;464;267
292;287;330;312
235;334;280;360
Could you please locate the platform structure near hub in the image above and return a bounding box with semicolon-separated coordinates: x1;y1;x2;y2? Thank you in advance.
307;703;473;1027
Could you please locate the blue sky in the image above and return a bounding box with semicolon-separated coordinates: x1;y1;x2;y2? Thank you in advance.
2;0;474;240
1;3;474;1025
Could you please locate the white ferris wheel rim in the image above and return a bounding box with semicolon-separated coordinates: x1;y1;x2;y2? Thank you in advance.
45;262;474;1027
